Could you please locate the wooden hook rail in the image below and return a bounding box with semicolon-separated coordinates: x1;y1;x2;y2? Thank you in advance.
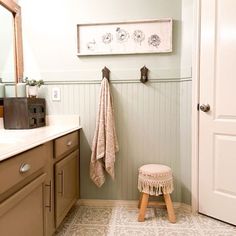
102;66;149;83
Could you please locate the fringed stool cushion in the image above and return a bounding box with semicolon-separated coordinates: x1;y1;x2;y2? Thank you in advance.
138;164;173;196
137;164;176;223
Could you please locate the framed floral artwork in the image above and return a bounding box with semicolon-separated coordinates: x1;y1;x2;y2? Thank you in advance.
77;18;172;56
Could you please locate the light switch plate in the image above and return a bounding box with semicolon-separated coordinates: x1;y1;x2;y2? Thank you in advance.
52;87;61;101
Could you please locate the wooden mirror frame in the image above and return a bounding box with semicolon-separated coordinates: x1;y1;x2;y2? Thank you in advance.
0;0;23;82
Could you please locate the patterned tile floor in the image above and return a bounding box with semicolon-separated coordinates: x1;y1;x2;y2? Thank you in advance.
56;203;236;236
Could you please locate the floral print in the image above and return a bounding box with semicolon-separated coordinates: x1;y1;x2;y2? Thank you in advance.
116;28;130;43
133;30;145;44
102;33;113;44
148;34;161;48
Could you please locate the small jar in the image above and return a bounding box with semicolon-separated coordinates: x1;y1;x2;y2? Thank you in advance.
16;82;26;97
28;85;38;98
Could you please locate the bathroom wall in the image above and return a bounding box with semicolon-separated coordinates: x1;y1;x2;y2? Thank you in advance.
180;0;193;204
19;0;193;203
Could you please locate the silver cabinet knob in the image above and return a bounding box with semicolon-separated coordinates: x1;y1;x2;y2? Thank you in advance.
67;141;72;146
19;163;31;173
200;104;210;112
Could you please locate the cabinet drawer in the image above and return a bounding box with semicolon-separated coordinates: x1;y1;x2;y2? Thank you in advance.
0;144;47;195
54;131;78;159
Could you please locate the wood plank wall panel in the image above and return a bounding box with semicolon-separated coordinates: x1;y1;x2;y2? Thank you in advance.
180;81;192;204
41;80;191;203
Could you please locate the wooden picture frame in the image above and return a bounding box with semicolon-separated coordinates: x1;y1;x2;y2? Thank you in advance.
0;0;24;82
77;18;172;56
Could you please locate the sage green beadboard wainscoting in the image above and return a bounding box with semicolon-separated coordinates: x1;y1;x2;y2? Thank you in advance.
180;80;192;204
38;74;192;204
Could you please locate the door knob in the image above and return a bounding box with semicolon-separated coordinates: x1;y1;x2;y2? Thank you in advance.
200;104;210;112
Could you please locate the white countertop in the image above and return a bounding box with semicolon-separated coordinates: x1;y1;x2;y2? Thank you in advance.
0;115;82;162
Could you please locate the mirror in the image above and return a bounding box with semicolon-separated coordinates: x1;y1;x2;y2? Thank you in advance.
0;0;23;84
0;4;15;82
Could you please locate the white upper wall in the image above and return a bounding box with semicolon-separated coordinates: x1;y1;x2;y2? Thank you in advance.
181;0;193;76
19;0;185;81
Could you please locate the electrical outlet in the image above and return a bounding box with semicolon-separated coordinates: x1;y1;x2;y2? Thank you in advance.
52;87;61;101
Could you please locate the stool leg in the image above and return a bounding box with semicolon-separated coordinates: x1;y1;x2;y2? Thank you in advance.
138;193;149;222
138;192;143;208
163;194;176;223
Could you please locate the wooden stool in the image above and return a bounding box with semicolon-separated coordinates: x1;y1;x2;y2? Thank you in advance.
137;164;176;223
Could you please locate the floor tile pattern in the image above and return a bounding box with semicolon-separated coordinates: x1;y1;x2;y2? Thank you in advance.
56;204;236;236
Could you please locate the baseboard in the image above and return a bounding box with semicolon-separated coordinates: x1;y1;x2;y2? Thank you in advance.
77;199;191;212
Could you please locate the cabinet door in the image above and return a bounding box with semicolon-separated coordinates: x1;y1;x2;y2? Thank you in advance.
43;141;54;236
0;174;46;236
55;150;79;227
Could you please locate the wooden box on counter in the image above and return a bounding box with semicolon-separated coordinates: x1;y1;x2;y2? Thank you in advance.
0;98;3;118
3;98;46;129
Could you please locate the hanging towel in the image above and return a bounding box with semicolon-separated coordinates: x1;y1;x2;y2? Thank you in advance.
90;77;119;187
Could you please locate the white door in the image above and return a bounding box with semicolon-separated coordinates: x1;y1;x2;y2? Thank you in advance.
199;0;236;225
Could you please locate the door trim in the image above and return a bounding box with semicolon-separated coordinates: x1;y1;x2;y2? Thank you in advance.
191;0;201;213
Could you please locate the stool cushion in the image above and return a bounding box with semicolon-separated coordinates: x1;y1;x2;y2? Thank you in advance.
138;164;173;196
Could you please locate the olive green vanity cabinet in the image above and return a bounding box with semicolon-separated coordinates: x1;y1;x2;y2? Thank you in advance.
0;130;80;236
0;142;53;236
54;131;79;228
55;150;79;227
0;174;46;236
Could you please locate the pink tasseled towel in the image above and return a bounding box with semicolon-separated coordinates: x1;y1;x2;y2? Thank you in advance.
90;77;119;187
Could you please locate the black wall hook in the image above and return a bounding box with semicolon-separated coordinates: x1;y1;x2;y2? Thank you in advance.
140;66;149;83
102;66;110;81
